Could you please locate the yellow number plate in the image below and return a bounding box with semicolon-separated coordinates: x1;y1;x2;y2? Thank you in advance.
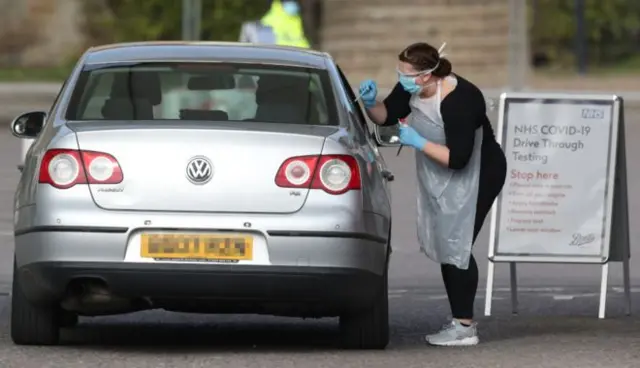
140;233;253;261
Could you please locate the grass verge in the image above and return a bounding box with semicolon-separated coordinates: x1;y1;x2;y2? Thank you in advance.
0;66;71;82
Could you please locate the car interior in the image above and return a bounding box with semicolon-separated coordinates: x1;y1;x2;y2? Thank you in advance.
96;69;325;124
100;72;161;120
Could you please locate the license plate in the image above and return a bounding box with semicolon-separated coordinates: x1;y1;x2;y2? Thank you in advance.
140;233;253;261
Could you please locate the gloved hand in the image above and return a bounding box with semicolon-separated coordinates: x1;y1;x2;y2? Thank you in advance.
358;79;378;108
399;125;428;150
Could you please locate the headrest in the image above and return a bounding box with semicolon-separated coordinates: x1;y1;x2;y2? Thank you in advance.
101;98;154;120
110;72;162;105
255;74;309;104
255;103;305;124
179;109;229;121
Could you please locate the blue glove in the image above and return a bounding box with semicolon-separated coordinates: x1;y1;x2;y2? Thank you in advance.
399;125;428;150
358;79;378;108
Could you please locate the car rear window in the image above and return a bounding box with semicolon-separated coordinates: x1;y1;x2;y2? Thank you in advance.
64;62;339;125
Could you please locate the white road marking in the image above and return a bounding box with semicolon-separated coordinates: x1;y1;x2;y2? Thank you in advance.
389;287;633;295
612;287;640;293
482;287;635;294
389;289;633;301
549;294;607;300
388;287;571;294
406;293;507;301
493;287;567;293
424;295;448;301
389;289;408;293
553;295;575;300
566;293;600;298
437;294;506;301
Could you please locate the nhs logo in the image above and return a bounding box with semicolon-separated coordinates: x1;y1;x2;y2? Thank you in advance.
581;108;605;119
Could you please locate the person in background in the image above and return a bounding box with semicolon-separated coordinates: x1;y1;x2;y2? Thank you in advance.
239;0;310;48
358;42;507;347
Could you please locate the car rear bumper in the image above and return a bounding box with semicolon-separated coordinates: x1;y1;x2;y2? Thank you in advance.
14;225;389;315
14;227;387;273
16;261;383;315
15;201;390;275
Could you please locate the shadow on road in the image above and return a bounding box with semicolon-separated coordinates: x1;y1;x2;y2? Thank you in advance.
62;319;344;352
2;292;640;353
30;312;634;354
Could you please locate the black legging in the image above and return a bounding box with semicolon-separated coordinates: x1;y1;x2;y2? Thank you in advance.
440;139;507;320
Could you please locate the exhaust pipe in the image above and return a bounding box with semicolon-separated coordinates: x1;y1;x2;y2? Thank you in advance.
61;279;151;316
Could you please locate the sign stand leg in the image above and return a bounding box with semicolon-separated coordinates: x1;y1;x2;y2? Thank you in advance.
598;263;609;319
509;262;518;315
623;256;631;316
484;260;495;316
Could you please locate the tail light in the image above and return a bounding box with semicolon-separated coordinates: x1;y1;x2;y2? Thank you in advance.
275;155;361;195
39;149;123;189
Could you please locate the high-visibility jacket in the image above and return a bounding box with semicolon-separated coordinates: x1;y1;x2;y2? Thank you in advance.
238;0;310;48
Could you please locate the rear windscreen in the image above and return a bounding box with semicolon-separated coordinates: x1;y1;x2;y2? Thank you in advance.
64;62;338;125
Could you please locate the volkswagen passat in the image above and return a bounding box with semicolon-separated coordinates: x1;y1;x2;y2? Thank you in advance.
10;42;395;349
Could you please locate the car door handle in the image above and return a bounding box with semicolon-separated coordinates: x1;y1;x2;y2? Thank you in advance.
381;169;394;182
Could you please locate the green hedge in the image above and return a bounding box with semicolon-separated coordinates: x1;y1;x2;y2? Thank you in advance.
80;0;269;45
530;0;640;68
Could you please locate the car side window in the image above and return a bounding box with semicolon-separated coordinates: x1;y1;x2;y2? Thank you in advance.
336;66;370;132
46;78;69;118
77;73;115;119
308;76;329;124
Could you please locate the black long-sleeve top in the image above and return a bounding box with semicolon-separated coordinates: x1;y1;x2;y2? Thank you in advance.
381;74;501;170
382;74;507;238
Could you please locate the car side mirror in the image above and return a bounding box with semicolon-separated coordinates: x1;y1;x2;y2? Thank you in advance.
10;111;46;139
373;124;401;147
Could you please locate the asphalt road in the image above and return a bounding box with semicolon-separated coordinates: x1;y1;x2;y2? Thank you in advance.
0;102;640;367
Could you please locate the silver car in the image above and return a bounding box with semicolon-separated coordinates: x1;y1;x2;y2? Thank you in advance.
10;42;395;349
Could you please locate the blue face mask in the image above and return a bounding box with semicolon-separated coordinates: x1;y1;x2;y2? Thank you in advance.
398;73;422;94
397;64;439;94
282;1;300;16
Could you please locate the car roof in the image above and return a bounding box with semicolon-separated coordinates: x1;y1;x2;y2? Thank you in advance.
83;41;332;69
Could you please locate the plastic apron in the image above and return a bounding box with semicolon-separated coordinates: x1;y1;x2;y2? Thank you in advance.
408;78;483;270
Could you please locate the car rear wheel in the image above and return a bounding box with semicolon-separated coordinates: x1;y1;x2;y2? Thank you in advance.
339;269;389;349
10;261;62;346
59;311;79;328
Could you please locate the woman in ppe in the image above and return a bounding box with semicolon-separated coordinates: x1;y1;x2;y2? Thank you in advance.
359;42;507;346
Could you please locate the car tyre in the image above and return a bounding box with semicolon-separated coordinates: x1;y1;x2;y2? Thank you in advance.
10;261;61;346
59;311;79;328
339;269;389;350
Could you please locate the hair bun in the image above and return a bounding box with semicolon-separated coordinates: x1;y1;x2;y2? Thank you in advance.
435;57;452;77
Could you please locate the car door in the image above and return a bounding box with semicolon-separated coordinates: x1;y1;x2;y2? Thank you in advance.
335;65;393;217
